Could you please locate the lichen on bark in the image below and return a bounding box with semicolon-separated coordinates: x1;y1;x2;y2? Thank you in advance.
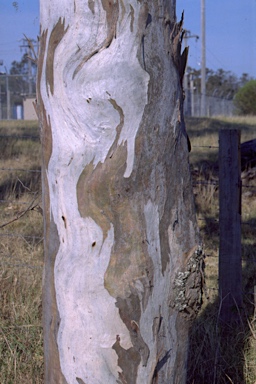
170;246;205;318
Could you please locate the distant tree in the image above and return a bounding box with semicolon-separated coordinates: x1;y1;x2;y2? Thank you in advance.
239;73;253;88
206;69;238;99
234;80;256;115
186;67;253;100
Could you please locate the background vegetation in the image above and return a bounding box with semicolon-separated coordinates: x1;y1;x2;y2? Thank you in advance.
234;80;256;116
186;67;254;100
0;117;256;383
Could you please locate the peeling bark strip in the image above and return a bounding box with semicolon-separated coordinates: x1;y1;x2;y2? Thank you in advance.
170;11;188;86
37;28;68;384
38;0;203;383
46;18;68;95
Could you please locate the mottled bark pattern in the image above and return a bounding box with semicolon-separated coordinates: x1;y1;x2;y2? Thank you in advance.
37;28;68;384
38;0;203;383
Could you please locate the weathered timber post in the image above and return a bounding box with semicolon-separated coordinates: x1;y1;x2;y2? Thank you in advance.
219;129;242;323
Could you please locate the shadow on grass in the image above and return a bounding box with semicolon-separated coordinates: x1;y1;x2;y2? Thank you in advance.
187;228;256;384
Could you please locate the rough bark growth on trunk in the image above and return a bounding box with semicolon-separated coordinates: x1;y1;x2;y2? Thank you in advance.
37;1;203;383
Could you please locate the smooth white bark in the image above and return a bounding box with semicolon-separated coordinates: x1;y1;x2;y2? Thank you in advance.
38;1;202;383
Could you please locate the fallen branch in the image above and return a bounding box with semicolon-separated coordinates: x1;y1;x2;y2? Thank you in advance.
0;196;42;229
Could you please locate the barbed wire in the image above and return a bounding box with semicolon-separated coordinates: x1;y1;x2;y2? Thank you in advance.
0;199;36;205
0;167;41;173
0;324;43;329
192;145;219;149
193;180;218;186
0;168;255;189
197;216;256;226
0;232;43;240
0;261;43;269
0;134;39;140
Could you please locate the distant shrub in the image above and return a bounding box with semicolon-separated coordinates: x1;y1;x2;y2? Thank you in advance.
234;80;256;115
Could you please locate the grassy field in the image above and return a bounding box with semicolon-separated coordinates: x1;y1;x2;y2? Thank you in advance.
0;117;256;383
0;120;44;383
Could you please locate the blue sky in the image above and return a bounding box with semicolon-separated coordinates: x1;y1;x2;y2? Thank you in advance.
177;0;256;78
0;1;39;72
0;0;255;78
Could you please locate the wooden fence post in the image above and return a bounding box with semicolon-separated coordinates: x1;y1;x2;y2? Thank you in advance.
219;129;242;323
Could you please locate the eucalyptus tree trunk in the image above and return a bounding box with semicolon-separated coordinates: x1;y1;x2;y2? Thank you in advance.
37;0;203;383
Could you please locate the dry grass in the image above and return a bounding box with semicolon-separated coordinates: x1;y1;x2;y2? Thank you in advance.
0;117;256;383
0;120;44;383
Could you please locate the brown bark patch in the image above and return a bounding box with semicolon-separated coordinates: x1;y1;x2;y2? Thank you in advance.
116;295;150;367
112;335;140;384
77;141;153;300
38;27;65;382
46;17;68;95
112;291;151;382
101;0;119;40
77;142;152;377
76;97;124;241
42;174;66;382
76;378;86;384
88;0;95;14
129;4;135;32
36;29;53;168
77;143;127;242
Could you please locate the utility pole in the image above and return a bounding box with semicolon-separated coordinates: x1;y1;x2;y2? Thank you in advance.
201;0;206;116
6;72;11;120
183;30;199;116
0;60;3;120
19;38;38;96
0;82;2;120
3;65;11;120
28;58;32;95
190;74;195;117
0;61;10;119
